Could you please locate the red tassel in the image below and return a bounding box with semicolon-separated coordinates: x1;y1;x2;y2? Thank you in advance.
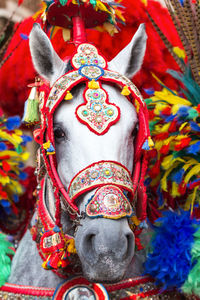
18;0;24;5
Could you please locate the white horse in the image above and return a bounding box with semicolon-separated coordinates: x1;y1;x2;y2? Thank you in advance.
8;23;148;288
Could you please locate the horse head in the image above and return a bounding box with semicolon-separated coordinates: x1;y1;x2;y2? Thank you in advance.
29;23;148;283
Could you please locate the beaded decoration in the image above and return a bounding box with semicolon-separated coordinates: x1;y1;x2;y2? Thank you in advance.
71;43;120;135
86;185;133;219
68;161;134;201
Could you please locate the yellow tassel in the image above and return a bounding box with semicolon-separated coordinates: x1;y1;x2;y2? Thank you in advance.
135;99;140;113
64;91;73;100
121;86;131;96
148;137;154;149
42;261;48;269
131;216;140;226
67;239;77;254
43;140;51;150
88;80;100;89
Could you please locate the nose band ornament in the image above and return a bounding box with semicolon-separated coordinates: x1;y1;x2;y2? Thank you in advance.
86;185;133;219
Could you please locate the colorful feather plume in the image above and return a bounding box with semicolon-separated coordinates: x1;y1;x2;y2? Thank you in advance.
145;61;200;214
144;209;200;296
0;109;31;217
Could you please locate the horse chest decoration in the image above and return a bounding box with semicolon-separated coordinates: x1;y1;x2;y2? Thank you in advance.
0;21;164;300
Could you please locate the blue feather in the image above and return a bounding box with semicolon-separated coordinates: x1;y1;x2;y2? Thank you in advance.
144;210;199;290
0;142;7;151
187;141;200;154
172;168;185;184
190;121;200;132
5;116;21;130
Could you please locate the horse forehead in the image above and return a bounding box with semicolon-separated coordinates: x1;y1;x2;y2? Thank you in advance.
54;84;138;126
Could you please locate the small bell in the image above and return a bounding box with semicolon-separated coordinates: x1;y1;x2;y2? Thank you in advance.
64;91;73;100
121;85;131;96
88;79;100;89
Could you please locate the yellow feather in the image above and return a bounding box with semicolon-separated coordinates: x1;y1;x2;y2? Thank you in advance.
171;182;180;197
184;164;200;183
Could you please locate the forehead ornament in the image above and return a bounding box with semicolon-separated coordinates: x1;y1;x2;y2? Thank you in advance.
71;43;120;135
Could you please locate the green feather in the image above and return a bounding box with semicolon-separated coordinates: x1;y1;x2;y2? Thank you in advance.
0;233;14;287
59;0;68;6
182;228;200;296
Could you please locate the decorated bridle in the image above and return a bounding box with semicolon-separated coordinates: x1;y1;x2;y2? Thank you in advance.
27;37;152;275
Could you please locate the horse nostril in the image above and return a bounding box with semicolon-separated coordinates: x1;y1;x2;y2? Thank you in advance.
125;232;135;257
81;233;97;263
86;234;95;250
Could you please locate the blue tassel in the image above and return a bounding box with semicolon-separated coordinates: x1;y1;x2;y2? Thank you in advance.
139;220;148;229
142;139;150;150
53;226;60;233
20;33;29;40
47;144;55;154
143;88;155;95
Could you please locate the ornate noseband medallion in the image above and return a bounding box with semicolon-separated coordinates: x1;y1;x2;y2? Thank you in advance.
71;43;120;135
86;185;133;219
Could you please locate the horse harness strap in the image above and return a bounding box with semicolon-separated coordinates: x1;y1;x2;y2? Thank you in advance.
0;276;185;299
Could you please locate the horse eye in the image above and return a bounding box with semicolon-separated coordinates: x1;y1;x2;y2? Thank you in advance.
54;127;66;140
132;125;138;137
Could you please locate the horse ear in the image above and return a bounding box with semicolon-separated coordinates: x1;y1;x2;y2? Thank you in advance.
29;23;66;84
108;24;147;79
